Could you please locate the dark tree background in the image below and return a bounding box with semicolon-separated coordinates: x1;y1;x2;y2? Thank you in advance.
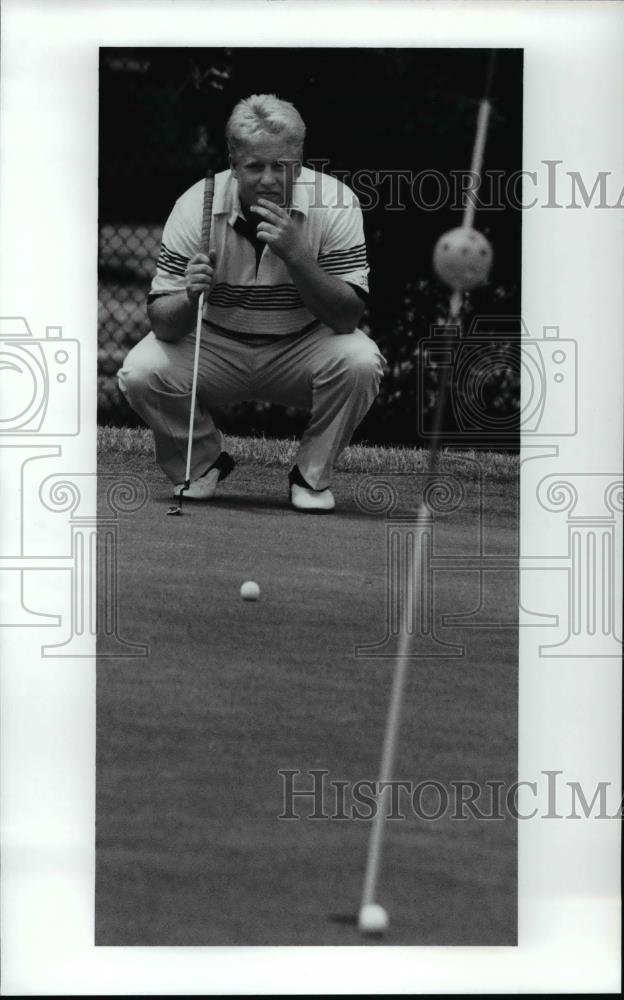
98;47;522;448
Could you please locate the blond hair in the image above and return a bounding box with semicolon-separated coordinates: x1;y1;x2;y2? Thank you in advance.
226;94;306;160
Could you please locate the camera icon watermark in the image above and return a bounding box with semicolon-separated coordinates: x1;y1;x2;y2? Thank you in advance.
418;317;577;444
0;315;147;656
0;316;80;435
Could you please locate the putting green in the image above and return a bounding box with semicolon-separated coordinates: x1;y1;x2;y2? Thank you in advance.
96;458;518;945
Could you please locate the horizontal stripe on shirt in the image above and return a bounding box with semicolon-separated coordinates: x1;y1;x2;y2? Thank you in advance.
147;285;368;309
157;243;189;276
321;261;369;277
318;242;368;265
208;283;304;311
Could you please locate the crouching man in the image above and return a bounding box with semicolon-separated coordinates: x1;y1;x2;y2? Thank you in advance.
118;93;385;512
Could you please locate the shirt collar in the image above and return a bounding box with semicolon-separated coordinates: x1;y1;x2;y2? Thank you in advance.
213;169;311;225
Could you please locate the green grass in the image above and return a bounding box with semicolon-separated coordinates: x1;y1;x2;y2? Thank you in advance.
96;456;518;946
97;424;520;483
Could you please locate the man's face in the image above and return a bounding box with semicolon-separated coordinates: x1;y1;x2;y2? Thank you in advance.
230;133;302;214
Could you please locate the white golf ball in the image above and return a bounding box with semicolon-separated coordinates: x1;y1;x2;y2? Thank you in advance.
358;903;389;935
240;580;260;601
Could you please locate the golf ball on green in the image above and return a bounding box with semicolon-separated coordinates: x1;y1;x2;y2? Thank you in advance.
358;903;389;935
240;580;260;601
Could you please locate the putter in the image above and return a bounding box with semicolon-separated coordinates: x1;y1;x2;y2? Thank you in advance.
166;171;215;516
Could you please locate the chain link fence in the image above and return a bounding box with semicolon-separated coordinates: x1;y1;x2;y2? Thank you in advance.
98;223;161;422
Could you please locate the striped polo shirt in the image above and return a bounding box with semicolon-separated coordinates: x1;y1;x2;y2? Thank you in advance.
149;166;369;337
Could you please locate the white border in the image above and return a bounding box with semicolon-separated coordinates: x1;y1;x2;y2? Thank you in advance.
1;0;622;994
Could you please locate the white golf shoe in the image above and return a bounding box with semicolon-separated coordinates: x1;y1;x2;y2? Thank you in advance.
174;452;235;500
289;466;335;513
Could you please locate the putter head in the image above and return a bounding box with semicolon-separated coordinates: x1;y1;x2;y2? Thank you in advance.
166;481;190;516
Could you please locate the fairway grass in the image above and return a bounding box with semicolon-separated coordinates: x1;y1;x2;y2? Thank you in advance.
98;424;519;483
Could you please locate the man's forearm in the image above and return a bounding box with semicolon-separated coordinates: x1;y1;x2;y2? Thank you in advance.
285;252;365;336
147;292;197;342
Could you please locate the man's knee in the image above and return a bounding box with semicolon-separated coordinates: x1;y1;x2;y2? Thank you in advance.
117;333;184;401
117;347;152;402
332;330;385;389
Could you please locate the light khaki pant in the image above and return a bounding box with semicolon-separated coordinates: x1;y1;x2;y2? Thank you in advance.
117;323;385;490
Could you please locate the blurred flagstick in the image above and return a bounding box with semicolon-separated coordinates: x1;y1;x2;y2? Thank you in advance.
358;50;497;926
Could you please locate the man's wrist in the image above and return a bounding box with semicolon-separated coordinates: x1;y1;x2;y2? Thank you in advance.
284;244;314;271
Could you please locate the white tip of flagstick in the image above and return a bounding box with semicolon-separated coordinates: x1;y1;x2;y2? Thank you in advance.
358;903;389;935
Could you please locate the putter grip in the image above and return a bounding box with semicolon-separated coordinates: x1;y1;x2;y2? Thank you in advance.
200;174;215;257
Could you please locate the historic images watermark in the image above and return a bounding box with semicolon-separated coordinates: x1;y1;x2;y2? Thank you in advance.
278;768;624;822
299;160;624;213
0;316;148;657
